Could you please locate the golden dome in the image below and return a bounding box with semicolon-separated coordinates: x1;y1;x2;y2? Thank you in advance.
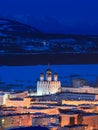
46;68;52;75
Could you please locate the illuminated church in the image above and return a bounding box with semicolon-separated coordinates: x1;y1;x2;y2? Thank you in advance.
37;67;61;96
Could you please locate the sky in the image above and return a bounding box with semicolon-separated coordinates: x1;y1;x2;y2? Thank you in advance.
0;64;98;90
0;0;98;34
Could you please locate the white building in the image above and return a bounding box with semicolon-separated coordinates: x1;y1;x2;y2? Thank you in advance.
37;68;61;96
0;93;8;105
62;86;98;94
72;78;87;88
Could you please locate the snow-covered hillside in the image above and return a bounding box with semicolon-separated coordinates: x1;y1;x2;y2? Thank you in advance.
0;18;98;54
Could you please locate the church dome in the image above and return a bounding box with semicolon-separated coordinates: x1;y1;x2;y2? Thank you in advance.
46;68;52;75
40;72;44;81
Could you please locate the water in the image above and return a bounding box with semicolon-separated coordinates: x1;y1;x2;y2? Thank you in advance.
0;64;98;91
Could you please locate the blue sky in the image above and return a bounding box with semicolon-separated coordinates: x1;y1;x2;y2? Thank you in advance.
0;0;98;34
0;65;98;87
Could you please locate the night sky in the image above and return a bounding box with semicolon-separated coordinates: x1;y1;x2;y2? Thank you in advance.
0;0;98;34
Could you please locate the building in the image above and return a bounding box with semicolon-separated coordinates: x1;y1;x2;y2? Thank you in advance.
0;91;28;105
61;92;98;101
59;112;78;127
0;93;8;106
9;91;28;99
0;126;4;130
58;125;87;130
32;115;59;127
82;113;98;130
72;78;87;88
59;110;98;130
0;114;33;129
37;67;61;96
62;86;98;94
6;97;32;108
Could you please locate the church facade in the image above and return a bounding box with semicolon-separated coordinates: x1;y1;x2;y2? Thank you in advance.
37;68;61;96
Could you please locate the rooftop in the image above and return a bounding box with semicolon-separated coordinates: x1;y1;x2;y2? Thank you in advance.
10;98;23;101
63;124;88;128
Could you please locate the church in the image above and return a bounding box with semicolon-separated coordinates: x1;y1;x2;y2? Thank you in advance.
37;67;61;96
